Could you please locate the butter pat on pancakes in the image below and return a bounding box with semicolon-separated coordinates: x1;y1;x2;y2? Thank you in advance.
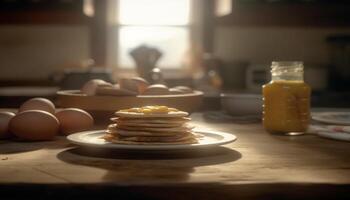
115;106;188;118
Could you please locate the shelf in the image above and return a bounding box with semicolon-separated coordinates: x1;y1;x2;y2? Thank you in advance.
215;3;350;27
0;10;91;25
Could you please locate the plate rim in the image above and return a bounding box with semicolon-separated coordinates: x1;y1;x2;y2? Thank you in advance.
67;129;237;150
312;112;350;125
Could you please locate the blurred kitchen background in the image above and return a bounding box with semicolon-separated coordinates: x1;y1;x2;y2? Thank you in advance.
0;0;350;109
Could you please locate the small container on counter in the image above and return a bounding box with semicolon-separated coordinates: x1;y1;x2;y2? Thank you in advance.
262;61;311;134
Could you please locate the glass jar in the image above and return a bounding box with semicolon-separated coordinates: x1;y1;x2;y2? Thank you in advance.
262;61;311;134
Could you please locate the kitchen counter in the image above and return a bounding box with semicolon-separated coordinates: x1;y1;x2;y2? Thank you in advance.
202;91;350;111
0;86;59;108
0;113;349;199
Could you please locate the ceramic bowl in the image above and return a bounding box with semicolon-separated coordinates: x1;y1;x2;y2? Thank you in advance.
221;93;262;116
57;90;203;123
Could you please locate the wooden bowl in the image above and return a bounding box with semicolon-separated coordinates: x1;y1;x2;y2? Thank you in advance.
57;90;203;123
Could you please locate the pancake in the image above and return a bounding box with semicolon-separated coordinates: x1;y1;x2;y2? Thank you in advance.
111;117;191;124
113;122;183;128
106;129;181;136
106;126;192;137
115;124;194;132
107;123;193;131
115;111;188;118
103;134;197;145
104;132;196;143
120;133;191;142
103;105;198;145
106;129;181;137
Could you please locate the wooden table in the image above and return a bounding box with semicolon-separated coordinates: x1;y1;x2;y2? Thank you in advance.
1;113;349;199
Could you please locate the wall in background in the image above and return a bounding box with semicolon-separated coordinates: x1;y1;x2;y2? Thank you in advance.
0;25;90;80
214;27;350;65
1;25;350;83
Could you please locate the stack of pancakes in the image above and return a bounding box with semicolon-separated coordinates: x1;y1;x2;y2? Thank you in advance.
103;106;197;144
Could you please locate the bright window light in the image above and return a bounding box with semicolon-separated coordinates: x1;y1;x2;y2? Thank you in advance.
119;0;190;25
117;0;191;69
119;27;189;68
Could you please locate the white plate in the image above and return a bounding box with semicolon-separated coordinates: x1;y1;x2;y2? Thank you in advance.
312;112;350;125
67;129;237;150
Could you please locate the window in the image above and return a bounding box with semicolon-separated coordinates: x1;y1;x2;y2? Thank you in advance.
116;0;191;69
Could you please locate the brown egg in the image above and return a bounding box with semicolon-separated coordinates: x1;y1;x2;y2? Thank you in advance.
142;84;170;95
130;77;150;93
81;79;112;96
0;111;15;139
19;98;55;114
55;108;94;135
9;110;59;141
119;77;150;94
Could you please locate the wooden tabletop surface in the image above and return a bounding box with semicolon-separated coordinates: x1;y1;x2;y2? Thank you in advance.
1;112;349;199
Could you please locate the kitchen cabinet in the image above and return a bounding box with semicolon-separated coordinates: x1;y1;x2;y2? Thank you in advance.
0;0;90;25
0;11;90;25
215;0;350;27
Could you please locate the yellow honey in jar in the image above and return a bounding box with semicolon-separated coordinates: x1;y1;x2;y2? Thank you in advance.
262;62;311;134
